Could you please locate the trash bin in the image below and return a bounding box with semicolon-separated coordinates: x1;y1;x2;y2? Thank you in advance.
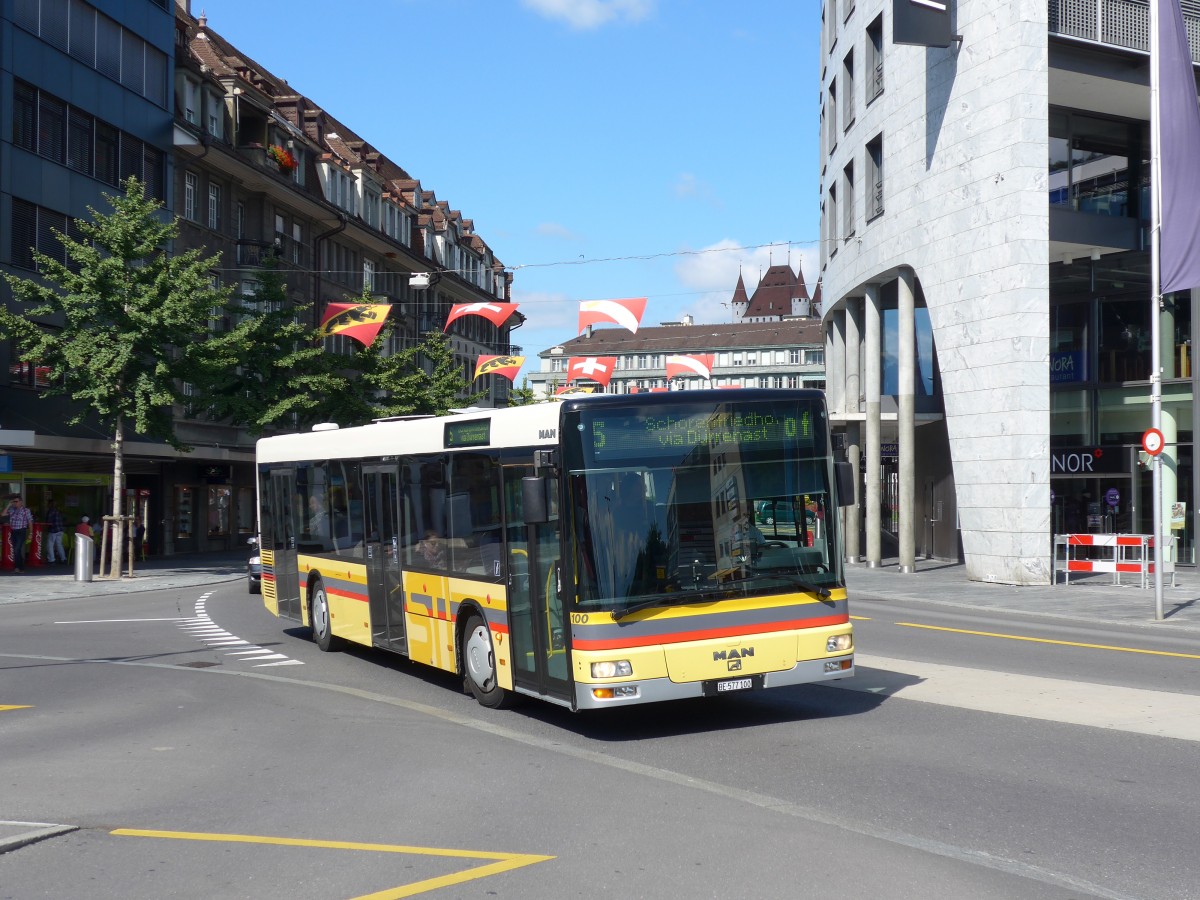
74;535;93;582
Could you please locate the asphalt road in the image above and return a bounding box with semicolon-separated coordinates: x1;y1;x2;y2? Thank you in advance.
1;582;1198;899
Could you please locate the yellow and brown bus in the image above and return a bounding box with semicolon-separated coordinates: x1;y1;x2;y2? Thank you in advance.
255;390;854;710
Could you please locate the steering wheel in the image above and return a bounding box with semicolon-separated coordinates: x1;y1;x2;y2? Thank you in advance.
765;541;789;549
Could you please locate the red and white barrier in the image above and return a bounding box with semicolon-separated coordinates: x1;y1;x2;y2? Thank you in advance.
1054;534;1176;588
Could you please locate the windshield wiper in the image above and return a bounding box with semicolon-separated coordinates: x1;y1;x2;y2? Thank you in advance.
610;594;710;622
759;571;832;599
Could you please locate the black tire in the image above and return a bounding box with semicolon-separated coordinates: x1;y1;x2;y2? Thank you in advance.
461;613;510;708
248;575;260;595
310;578;337;652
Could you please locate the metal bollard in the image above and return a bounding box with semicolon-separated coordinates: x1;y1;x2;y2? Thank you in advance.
74;535;93;582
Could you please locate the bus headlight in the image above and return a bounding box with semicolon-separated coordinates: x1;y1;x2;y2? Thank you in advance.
826;634;853;652
591;660;633;678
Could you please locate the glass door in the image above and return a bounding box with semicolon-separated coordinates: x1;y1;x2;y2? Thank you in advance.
268;470;300;618
364;465;405;650
504;464;571;702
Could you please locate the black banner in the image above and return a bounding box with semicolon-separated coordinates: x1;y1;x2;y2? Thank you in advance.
893;0;954;48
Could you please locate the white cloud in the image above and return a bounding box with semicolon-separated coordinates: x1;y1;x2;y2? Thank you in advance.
521;0;654;30
672;240;820;325
536;221;582;240
673;173;722;208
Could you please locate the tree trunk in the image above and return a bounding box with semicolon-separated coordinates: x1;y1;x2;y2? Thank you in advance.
107;416;126;578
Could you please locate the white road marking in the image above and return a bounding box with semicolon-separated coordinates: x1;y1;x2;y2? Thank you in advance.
174;592;301;667
836;654;1200;742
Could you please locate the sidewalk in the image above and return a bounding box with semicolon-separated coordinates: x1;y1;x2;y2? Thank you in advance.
3;549;1199;632
0;550;247;604
845;557;1200;632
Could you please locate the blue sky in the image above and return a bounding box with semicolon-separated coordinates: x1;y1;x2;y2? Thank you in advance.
193;0;823;379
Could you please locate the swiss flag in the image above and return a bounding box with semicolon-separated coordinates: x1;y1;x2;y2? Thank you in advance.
445;302;519;330
578;298;646;334
665;354;714;380
568;356;617;388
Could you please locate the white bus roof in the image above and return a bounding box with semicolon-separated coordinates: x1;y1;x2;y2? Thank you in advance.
256;403;563;464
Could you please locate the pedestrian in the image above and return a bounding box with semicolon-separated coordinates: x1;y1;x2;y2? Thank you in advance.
4;496;34;573
45;500;67;565
75;515;93;539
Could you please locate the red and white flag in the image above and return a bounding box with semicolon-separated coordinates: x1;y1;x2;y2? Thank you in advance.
578;298;646;334
665;354;714;380
445;302;519;331
568;356;617;388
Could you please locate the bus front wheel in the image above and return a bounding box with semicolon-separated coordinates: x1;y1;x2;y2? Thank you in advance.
462;614;509;709
310;578;338;652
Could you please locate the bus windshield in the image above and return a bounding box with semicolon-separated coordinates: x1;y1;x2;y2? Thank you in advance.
561;395;841;613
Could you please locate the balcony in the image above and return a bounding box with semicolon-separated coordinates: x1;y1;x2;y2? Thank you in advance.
1050;0;1200;59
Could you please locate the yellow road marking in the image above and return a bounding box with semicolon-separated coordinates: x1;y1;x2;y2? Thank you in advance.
111;829;553;899
849;615;871;621
895;622;1200;659
0;705;33;712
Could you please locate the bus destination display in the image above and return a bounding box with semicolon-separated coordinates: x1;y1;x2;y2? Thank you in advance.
585;405;817;462
444;419;491;448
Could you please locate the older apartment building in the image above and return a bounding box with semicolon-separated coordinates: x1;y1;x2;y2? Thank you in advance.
0;0;515;558
528;266;826;398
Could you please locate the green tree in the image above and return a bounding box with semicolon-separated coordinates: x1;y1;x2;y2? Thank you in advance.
320;286;484;425
507;376;540;406
0;177;240;577
198;257;346;434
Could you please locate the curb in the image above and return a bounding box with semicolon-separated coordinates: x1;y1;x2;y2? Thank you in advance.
0;821;78;855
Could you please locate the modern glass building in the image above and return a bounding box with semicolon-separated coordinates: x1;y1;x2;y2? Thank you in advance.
818;0;1200;583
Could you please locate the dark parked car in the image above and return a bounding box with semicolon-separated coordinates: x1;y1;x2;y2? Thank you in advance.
247;536;262;594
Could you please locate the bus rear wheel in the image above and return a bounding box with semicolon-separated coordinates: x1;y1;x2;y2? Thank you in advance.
310;578;338;652
462;614;510;709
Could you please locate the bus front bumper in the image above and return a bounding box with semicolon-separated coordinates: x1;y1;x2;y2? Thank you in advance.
573;655;854;710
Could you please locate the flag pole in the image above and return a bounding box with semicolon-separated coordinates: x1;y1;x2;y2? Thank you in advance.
1150;0;1165;620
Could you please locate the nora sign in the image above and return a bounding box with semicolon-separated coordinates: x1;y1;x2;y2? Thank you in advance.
1051;446;1124;475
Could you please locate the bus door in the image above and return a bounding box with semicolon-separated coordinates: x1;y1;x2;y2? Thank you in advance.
268;469;301;618
363;465;405;650
504;464;571;703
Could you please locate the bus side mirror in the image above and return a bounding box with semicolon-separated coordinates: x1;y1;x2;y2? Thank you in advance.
835;461;855;507
522;476;550;524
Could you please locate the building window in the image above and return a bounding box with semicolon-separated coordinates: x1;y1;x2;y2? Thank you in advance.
37;93;67;164
828;78;838;152
866;134;884;220
95;121;119;186
866;15;884;103
807;349;825;366
363;259;375;292
842;49;855;131
184;172;198;221
67;108;93;174
206;91;223;138
843;161;856;239
13;81;36;152
292;223;302;264
208;183;221;230
828;184;839;253
182;77;199;124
